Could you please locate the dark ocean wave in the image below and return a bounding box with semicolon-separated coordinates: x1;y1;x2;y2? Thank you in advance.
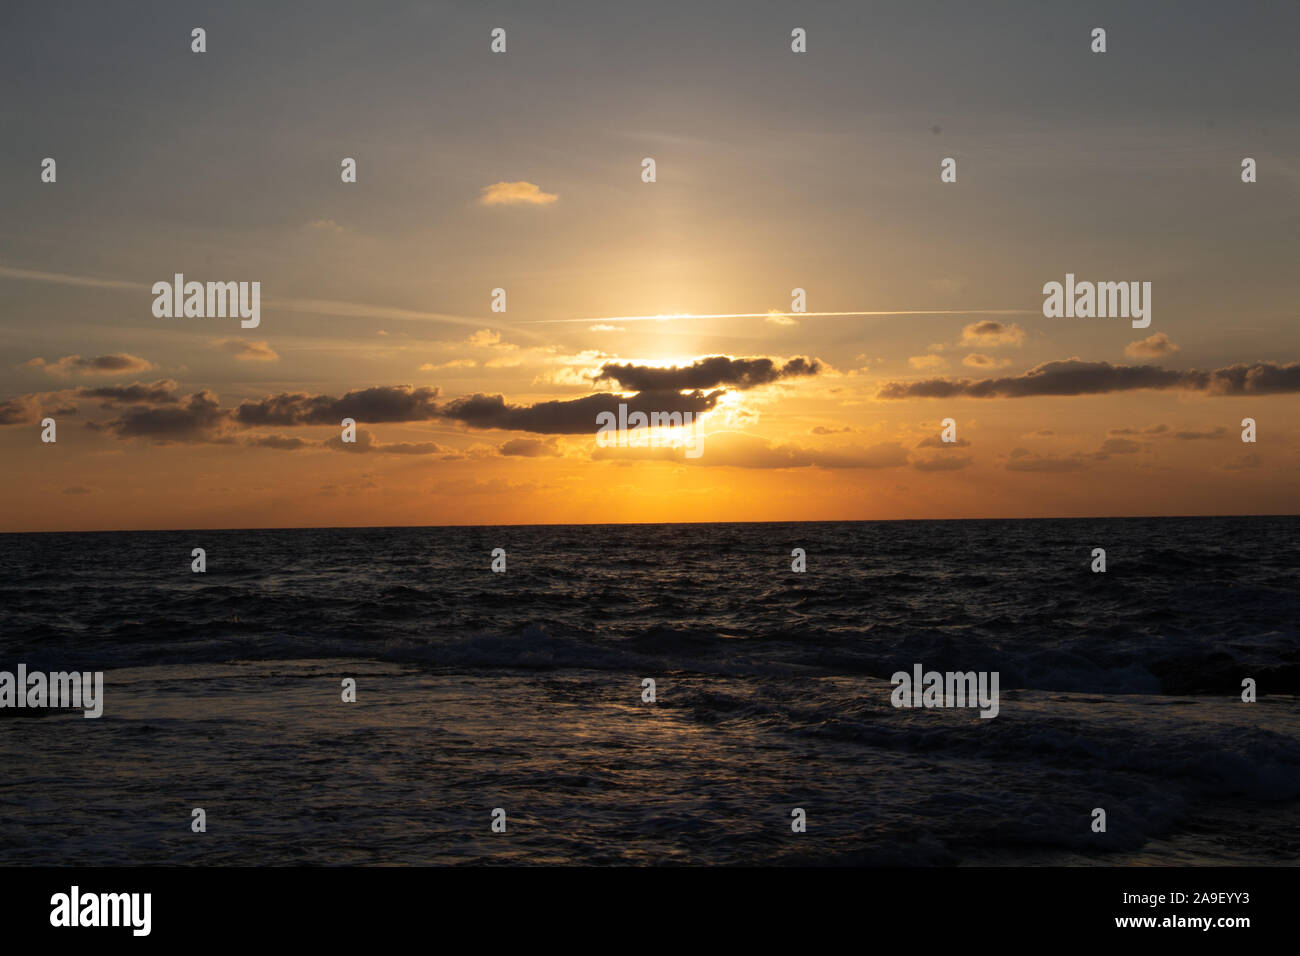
2;518;1298;864
2;516;1297;694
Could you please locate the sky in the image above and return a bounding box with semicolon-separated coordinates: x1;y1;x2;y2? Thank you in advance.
1;0;1297;531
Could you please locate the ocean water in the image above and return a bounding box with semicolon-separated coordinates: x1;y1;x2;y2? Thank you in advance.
1;516;1298;865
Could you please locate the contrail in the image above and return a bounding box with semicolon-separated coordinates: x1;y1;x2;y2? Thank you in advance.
0;265;145;291
531;309;1035;324
0;263;549;342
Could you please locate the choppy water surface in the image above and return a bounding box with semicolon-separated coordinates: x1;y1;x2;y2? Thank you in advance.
2;517;1298;864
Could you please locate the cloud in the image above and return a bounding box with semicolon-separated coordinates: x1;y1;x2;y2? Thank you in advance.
1174;427;1228;440
500;437;562;457
478;181;558;206
244;434;310;450
62;485;94;495
877;359;1300;399
322;428;458;456
594;355;820;392
1006;447;1090;472
912;455;973;471
1109;424;1168;436
908;355;948;370
432;477;539;496
963;353;1011;368
0;396;40;425
961;321;1025;346
916;435;971;448
75;378;727;441
592;432;910;469
1125;332;1179;357
811;424;857;435
87;390;226;441
26;353;155;376
234;385;442;426
441;389;723;434
306;218;344;233
467;329;505;347
212;339;279;362
243;429;460;456
589;324;623;332
1096;437;1143;456
76;379;180;407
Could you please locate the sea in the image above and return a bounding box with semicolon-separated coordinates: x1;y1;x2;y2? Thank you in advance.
1;516;1298;865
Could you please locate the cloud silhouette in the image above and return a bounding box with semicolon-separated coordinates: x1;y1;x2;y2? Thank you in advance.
441;389;723;434
244;434;310;450
87;390;226;441
1005;447;1090;472
595;356;820;391
234;386;443;426
961;321;1025;346
0;396;40;425
27;353;155;376
500;437;562;457
321;428;458;456
878;359;1300;399
1174;427;1228;440
76;379;180;406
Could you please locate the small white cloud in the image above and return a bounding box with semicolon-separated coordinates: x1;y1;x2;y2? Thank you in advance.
212;339;279;362
1125;332;1179;357
478;181;558;206
961;321;1025;347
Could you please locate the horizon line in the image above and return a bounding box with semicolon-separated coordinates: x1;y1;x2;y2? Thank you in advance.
2;512;1295;536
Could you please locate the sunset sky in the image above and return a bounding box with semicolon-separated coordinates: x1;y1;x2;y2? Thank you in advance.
1;0;1297;531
